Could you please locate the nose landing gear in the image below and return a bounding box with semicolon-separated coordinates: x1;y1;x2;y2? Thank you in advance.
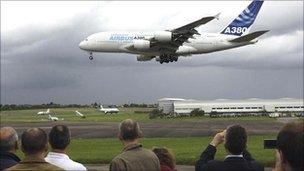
89;52;93;60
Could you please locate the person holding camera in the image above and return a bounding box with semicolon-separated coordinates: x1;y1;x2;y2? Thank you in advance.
273;122;303;171
195;124;263;171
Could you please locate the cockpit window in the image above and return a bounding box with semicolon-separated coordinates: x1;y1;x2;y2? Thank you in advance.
85;39;88;41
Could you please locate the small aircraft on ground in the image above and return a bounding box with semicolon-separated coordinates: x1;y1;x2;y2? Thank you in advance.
75;110;86;118
48;114;59;121
37;109;50;115
100;105;119;114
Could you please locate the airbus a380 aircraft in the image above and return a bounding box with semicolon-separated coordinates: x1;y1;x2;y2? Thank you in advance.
79;0;268;64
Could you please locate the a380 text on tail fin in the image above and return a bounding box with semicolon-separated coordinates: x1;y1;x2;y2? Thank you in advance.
221;0;264;36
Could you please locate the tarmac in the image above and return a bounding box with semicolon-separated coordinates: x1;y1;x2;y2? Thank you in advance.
5;119;285;138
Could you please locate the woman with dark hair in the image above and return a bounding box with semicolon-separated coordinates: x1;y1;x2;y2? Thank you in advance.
152;147;176;171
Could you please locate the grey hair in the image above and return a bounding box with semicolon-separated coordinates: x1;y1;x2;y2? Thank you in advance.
0;127;18;151
118;119;142;140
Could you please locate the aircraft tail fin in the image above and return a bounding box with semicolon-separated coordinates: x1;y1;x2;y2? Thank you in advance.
100;105;103;109
220;0;264;36
229;30;269;43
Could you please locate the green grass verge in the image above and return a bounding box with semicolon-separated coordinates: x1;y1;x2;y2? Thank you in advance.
1;108;277;123
16;135;276;166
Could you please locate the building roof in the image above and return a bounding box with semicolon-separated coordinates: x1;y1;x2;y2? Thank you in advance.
158;98;187;101
173;98;303;105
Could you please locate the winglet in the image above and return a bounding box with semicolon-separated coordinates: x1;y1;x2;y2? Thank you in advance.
214;12;221;20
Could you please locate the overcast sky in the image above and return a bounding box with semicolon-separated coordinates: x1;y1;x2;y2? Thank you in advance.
1;1;303;105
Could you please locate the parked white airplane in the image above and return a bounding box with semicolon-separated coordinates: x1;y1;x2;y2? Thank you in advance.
79;1;268;64
100;105;119;114
37;109;50;115
48;114;59;121
75;110;86;118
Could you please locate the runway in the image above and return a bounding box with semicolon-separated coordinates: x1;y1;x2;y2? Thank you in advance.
3;119;285;139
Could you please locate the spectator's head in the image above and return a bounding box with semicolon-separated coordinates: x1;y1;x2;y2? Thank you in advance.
48;125;70;151
118;119;142;142
153;147;176;169
0;127;18;153
224;125;247;155
21;128;48;156
276;122;303;171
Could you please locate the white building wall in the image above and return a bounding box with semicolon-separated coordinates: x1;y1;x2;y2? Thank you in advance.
158;98;186;114
157;98;304;114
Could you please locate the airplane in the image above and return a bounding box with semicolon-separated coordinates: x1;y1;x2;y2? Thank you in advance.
48;114;59;121
37;109;50;115
79;0;268;64
100;105;119;114
75;110;86;118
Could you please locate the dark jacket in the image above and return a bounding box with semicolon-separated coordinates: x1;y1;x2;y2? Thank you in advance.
0;152;21;171
195;145;264;171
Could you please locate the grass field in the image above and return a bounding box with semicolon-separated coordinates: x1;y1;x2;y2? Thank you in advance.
15;136;276;166
0;107;277;123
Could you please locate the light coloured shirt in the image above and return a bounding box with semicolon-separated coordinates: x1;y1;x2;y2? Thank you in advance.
225;154;244;159
45;152;87;171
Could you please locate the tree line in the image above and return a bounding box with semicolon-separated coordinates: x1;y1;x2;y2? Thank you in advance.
1;102;157;111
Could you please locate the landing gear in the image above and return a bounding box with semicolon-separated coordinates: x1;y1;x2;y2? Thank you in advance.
89;52;93;60
159;54;178;64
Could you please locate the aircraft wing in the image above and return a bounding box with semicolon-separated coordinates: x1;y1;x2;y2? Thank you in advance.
169;13;220;47
171;13;220;33
126;14;219;57
150;13;219;54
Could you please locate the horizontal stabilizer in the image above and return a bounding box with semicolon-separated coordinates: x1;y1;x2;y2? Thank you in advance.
229;30;269;43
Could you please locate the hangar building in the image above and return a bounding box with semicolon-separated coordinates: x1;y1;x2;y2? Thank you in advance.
158;98;304;115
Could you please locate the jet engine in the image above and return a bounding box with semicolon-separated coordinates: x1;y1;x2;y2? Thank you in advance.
134;40;150;50
137;54;155;61
154;31;172;42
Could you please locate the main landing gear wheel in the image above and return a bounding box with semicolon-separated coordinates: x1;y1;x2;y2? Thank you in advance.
158;54;178;64
89;52;93;60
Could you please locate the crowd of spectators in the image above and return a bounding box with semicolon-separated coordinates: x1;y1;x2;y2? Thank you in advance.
0;119;303;171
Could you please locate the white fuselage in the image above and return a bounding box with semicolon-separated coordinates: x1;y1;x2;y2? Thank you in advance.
79;31;256;57
37;109;50;115
48;115;59;121
100;105;119;114
75;111;85;118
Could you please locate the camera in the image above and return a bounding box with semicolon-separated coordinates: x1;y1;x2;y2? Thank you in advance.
264;139;277;149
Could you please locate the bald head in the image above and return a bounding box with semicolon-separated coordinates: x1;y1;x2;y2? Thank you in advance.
119;119;142;141
0;127;18;152
21;128;48;155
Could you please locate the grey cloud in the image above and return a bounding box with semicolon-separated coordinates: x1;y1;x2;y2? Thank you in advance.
1;1;303;104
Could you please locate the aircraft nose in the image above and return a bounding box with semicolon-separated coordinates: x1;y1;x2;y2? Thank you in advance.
79;41;86;50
